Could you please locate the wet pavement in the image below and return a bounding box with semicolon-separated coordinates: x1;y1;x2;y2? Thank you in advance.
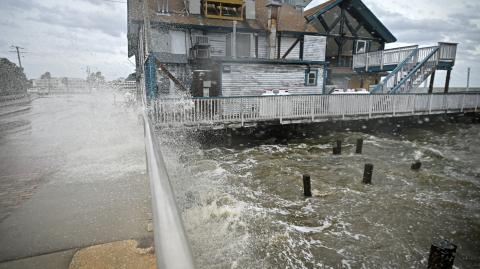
0;93;151;264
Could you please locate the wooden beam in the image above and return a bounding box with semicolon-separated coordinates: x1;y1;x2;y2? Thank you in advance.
158;64;188;92
429;69;436;94
337;7;346;58
328;15;342;34
444;69;451;93
299;36;304;60
317;15;331;33
277;33;281;59
343;13;358;37
255;35;258;59
282;38;301;59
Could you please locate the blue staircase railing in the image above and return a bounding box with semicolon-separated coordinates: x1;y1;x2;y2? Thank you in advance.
390;47;439;94
371;48;419;94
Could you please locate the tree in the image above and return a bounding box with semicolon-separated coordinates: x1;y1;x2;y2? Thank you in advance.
0;58;28;95
40;71;51;79
87;71;105;84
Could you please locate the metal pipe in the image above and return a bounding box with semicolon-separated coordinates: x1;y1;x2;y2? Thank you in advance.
143;111;196;269
232;21;237;59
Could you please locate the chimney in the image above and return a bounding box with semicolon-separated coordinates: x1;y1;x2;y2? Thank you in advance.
266;0;281;59
188;0;201;14
245;0;256;20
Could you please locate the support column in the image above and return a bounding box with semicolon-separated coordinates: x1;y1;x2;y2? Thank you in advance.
444;70;451;93
428;70;436;94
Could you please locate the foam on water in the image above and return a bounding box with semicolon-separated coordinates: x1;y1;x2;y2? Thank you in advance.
155;120;480;268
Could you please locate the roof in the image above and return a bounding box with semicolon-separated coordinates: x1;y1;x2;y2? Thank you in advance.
303;0;397;43
128;0;316;33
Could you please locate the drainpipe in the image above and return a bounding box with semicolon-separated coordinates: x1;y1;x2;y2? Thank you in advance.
266;1;281;60
232;21;237;59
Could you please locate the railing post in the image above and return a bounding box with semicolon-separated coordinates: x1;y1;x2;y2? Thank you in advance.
476;94;479;112
311;96;315;121
412;94;416;115
368;94;373;118
393;94;396;116
279;96;283;124
240;97;244;127
365;53;369;72
428;94;433;114
380;51;384;70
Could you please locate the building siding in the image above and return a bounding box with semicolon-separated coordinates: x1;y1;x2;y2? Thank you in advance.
221;63;324;96
279;36;300;59
303;35;327;61
207;32;227;57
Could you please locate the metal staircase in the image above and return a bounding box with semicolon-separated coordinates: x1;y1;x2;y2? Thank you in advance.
372;46;440;94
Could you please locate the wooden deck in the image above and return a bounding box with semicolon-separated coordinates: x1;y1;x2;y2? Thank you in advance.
150;93;479;129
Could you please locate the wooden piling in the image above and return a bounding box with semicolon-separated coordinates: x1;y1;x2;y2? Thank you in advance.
427;240;457;269
356;138;363;154
411;161;422;170
333;139;342;155
363;164;373;184
303;175;312;197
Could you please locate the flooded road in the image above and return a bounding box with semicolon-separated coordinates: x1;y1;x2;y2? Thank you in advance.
159;116;480;268
0;93;151;262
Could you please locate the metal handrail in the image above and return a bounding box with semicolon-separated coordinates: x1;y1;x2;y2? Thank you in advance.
143;108;196;269
390;47;439;94
371;48;419;94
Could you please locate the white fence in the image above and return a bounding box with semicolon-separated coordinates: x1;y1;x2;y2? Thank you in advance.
151;93;480;127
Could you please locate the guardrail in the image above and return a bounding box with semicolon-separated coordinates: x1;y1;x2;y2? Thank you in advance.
152;93;480;127
143;110;196;269
0;94;28;103
353;45;418;70
353;43;457;71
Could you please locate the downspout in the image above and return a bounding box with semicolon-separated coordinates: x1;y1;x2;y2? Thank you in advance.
232;21;237;59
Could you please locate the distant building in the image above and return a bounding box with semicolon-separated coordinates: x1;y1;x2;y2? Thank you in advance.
31;78;89;94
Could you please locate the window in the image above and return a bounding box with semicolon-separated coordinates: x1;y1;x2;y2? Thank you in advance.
236;33;251;58
305;69;318;86
355;40;370;54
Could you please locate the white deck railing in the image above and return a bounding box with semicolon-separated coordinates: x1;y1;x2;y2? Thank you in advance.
151;93;480;127
353;43;457;71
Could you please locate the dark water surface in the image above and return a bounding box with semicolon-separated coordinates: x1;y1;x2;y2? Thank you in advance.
158;115;480;269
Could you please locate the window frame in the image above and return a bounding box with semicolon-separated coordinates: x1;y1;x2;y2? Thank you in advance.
355;40;370;54
305;69;318;86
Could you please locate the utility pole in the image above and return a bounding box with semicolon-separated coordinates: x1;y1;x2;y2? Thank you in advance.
466;67;470;92
9;45;26;69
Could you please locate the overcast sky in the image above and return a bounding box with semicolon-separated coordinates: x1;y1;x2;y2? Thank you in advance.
0;0;479;86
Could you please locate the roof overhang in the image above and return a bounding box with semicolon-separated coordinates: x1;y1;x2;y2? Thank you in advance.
304;0;397;43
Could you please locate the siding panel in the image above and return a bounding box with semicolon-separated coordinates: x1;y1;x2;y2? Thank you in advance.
279;36;300;59
303;35;327;61
222;63;324;96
